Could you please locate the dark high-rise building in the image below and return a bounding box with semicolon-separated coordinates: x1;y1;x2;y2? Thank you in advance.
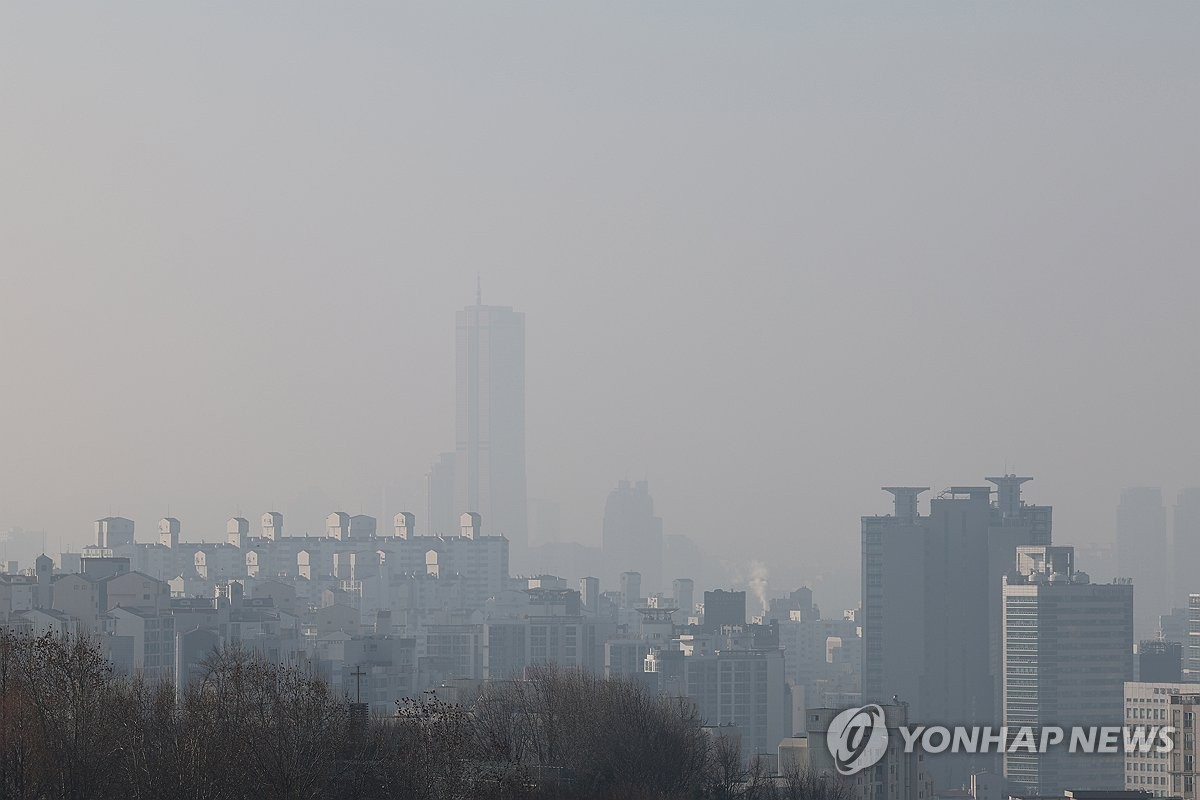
702;589;746;633
601;479;663;592
619;571;642;609
672;578;695;620
1117;487;1167;639
861;477;1052;789
1162;607;1189;646
1174;488;1200;606
455;298;527;565
1139;639;1183;682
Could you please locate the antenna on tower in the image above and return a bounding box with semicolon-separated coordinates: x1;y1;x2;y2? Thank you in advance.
476;273;482;305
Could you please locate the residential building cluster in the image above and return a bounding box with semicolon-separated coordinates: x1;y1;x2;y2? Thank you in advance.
0;506;865;766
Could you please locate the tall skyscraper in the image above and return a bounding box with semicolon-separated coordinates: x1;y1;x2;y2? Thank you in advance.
861;477;1051;789
1117;487;1167;639
602;479;663;592
1001;545;1133;795
1174;488;1200;606
454;298;527;563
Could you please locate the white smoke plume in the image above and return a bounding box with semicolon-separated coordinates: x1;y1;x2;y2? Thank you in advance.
748;559;769;615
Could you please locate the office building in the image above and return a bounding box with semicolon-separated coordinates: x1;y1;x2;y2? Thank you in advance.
620;571;642;609
664;646;789;758
1139;641;1184;683
602;479;664;592
1168;692;1200;799
1002;545;1134;795
1118;488;1168;639
1187;596;1200;679
1175;490;1200;606
673;578;695;621
861;477;1051;788
703;589;746;633
1125;681;1185;796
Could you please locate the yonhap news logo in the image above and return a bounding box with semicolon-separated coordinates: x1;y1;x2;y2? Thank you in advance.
827;704;889;775
825;704;1176;776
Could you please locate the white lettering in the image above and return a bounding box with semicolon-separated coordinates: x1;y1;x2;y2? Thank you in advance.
952;727;980;753
899;726;925;753
1125;726;1159;754
981;727;1007;753
1009;727;1037;753
923;727;950;754
1070;727;1098;753
1039;727;1063;750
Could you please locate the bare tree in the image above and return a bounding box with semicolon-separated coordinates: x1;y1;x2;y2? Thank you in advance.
193;646;349;800
1;629;771;800
0;630;41;800
703;733;745;800
778;766;852;800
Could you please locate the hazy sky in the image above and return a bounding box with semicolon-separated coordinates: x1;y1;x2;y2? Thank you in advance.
2;3;1197;610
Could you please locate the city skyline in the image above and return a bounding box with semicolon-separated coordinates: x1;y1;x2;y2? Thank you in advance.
3;454;1198;799
4;5;1200;616
3;4;1199;798
5;290;1200;612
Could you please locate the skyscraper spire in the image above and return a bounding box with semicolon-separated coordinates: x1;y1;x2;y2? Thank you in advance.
476;273;482;306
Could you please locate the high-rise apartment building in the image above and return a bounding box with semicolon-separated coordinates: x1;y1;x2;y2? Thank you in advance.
1117;488;1167;639
861;477;1051;788
1002;545;1133;795
455;300;526;564
646;642;788;758
95;517;136;549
